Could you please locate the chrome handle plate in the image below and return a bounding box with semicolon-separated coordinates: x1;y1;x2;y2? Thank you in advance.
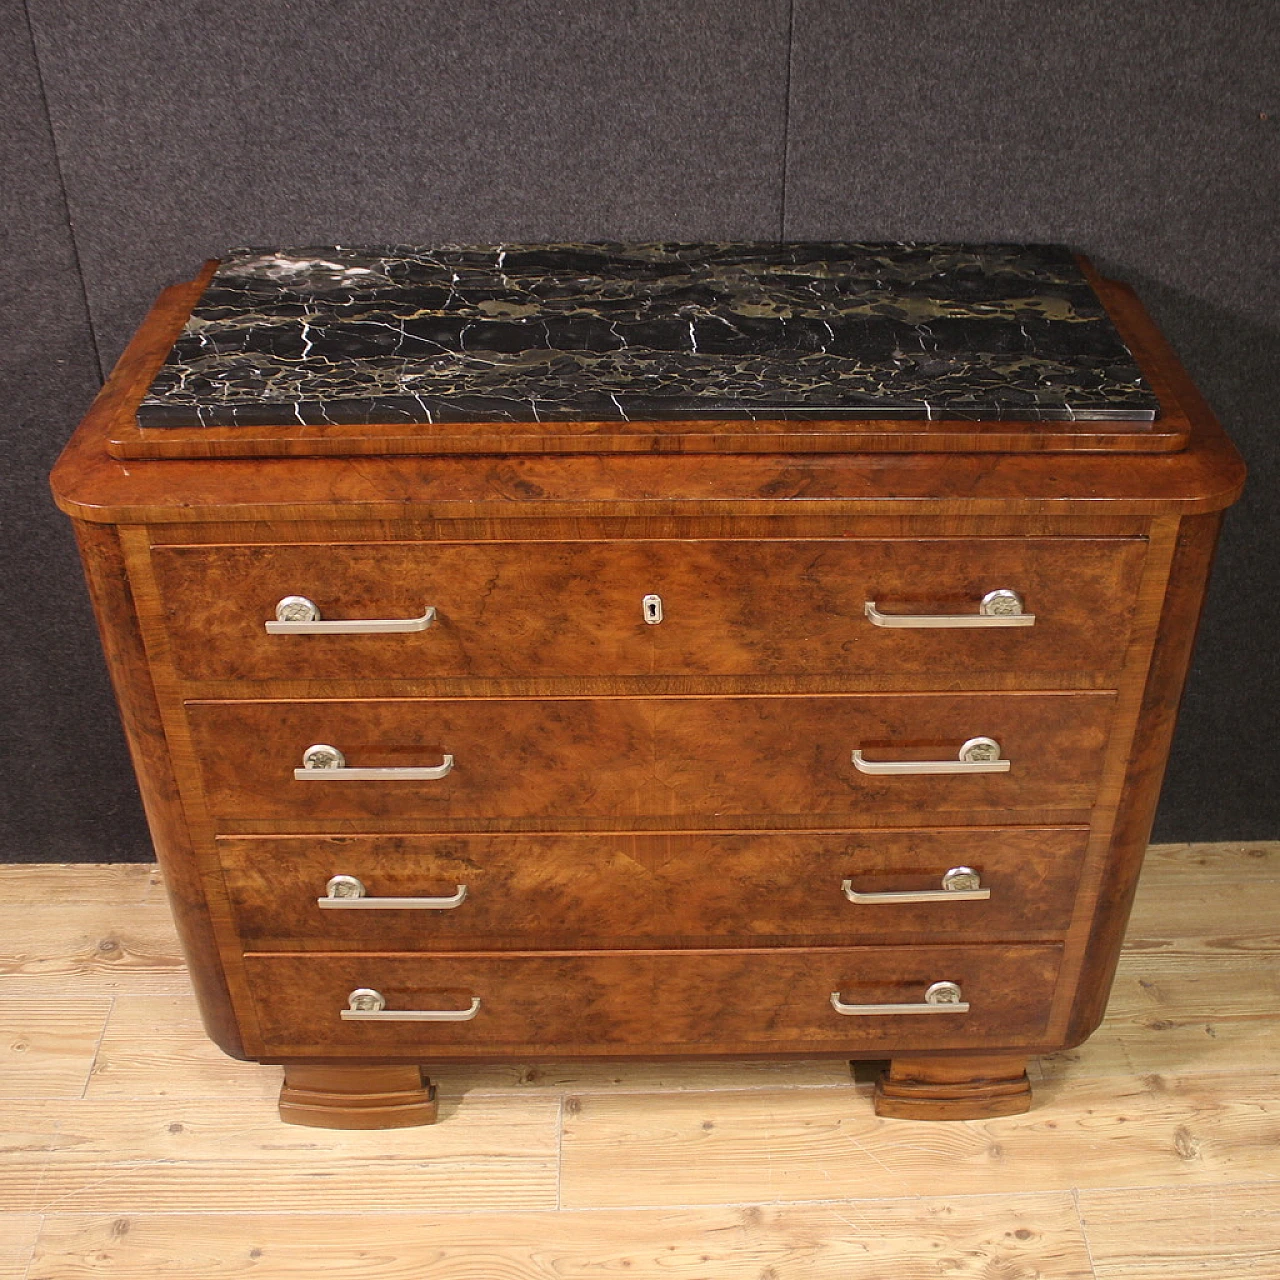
864;589;1034;629
319;875;468;910
295;744;454;781
842;866;990;904
830;981;969;1016
340;988;481;1022
267;596;437;634
852;736;1009;775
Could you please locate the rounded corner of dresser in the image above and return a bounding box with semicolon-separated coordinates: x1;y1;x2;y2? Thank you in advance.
1054;999;1111;1055
48;469;112;523
200;1014;251;1063
1219;457;1248;510
48;412;129;523
1155;437;1247;516
1190;467;1246;517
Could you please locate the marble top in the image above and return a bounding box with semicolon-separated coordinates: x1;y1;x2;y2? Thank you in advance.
137;242;1159;428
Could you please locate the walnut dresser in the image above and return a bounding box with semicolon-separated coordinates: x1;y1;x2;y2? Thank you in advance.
51;244;1244;1128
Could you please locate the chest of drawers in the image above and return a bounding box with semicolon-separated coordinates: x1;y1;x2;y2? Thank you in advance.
52;244;1243;1127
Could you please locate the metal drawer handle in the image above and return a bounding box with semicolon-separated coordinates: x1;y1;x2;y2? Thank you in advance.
852;736;1010;775
864;588;1034;629
267;595;437;634
319;875;468;910
294;743;454;781
341;988;481;1022
830;980;969;1016
842;866;990;904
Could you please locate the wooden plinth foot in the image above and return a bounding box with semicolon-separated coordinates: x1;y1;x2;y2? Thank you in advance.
873;1054;1032;1120
279;1064;438;1129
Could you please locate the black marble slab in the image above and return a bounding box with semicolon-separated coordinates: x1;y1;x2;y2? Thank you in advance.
137;243;1159;427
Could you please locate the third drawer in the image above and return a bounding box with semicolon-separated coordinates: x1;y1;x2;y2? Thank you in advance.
219;828;1089;950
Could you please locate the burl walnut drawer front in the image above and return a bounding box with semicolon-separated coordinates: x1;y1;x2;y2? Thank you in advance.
188;693;1115;823
243;944;1062;1057
219;828;1089;950
151;537;1145;682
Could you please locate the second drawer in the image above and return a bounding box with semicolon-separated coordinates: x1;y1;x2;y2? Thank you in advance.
188;692;1116;823
219;828;1089;950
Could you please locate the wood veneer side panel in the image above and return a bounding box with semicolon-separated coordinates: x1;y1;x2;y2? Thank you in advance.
1062;511;1226;1046
70;520;245;1060
1039;516;1177;1048
115;526;270;1059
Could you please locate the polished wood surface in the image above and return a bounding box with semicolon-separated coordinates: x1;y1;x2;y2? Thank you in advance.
150;535;1147;682
243;944;1062;1057
186;692;1115;824
218;828;1089;950
49;259;1245;1128
1062;511;1225;1046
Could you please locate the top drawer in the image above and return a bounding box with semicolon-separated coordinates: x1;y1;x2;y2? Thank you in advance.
149;537;1146;683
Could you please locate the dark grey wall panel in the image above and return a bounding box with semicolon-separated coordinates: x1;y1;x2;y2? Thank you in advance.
784;0;1279;840
784;1;1277;318
28;0;791;365
1130;279;1279;842
0;0;152;861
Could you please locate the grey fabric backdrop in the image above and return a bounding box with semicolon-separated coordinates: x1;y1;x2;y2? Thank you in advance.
2;0;1276;861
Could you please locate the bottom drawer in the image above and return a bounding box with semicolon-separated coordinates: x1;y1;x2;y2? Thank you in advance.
243;944;1062;1058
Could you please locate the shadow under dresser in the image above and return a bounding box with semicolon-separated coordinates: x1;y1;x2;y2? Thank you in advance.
51;243;1244;1127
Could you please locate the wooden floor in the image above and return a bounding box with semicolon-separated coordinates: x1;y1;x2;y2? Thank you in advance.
0;842;1277;1278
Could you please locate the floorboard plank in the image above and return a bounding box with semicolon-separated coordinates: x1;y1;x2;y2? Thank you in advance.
2;1096;559;1214
26;1196;1095;1279
0;864;158;906
0;904;188;994
1080;1181;1280;1278
560;1071;1280;1209
0;1114;60;1212
1039;960;1280;1080
1142;842;1280;882
0;1215;42;1280
0;998;112;1099
1121;880;1280;971
85;994;277;1100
